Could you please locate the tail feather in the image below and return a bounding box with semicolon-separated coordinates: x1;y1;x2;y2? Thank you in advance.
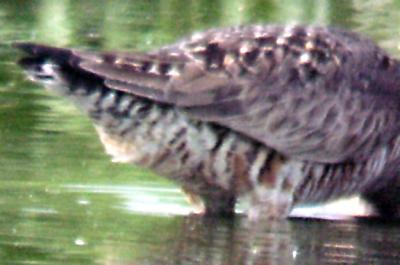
14;42;103;93
14;42;73;84
13;42;75;64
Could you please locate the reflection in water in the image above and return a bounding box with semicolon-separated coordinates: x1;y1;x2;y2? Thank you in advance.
170;217;297;265
65;184;192;215
102;215;400;265
64;183;371;219
2;183;399;265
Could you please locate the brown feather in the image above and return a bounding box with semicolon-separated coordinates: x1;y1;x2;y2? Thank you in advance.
15;25;400;163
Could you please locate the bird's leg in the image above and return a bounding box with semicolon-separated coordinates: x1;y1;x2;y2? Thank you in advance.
247;188;295;220
246;159;303;220
182;185;237;217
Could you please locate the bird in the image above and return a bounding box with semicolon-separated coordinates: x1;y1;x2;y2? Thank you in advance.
14;24;400;219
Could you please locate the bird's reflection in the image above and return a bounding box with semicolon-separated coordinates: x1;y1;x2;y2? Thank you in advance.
104;215;400;265
116;216;376;265
170;216;298;265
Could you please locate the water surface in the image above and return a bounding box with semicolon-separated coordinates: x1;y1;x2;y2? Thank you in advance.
1;0;400;264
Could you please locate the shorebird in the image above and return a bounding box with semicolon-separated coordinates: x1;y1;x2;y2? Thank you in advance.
14;25;400;219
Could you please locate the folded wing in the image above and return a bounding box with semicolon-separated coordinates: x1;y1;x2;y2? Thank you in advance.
16;25;400;163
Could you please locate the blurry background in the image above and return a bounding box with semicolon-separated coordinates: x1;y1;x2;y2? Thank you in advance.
1;0;400;264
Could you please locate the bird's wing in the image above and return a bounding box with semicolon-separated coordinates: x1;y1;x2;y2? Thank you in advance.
18;25;400;163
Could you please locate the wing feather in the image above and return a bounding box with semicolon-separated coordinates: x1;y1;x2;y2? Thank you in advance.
18;25;400;163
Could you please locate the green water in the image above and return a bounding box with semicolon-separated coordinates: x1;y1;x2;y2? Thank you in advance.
2;0;400;264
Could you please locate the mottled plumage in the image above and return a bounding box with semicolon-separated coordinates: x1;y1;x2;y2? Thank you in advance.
14;24;400;219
